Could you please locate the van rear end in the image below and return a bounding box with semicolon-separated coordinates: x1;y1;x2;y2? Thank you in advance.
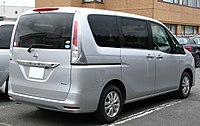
9;8;86;112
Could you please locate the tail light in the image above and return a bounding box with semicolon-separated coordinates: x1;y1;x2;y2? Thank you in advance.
72;21;78;47
71;12;87;64
184;46;193;51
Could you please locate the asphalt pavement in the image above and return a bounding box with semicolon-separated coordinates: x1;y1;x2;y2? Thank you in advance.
0;69;200;126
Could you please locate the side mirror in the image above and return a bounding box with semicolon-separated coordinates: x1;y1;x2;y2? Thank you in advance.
175;44;185;54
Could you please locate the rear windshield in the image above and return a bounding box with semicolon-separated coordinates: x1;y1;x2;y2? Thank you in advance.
0;25;14;49
14;13;74;49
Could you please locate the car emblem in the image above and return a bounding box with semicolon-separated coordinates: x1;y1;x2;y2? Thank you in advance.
33;53;39;60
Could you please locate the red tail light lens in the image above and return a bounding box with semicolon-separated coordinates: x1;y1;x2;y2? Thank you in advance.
72;21;78;47
33;8;59;12
184;46;193;51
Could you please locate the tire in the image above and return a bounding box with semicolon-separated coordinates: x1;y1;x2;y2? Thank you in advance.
194;54;200;68
177;72;192;99
95;85;123;123
36;107;50;112
5;77;9;95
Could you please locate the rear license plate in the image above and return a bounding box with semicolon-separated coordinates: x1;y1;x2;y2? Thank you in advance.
29;67;45;79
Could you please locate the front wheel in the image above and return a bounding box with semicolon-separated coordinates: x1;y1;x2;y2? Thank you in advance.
95;85;123;123
177;72;192;99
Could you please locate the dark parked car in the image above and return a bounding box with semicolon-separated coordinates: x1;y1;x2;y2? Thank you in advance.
177;35;200;68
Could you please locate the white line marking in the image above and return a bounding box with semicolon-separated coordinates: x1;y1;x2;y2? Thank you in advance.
0;122;12;126
104;100;182;126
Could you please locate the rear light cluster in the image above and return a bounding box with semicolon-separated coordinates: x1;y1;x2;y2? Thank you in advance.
71;12;87;64
184;46;193;51
71;12;80;64
72;21;78;47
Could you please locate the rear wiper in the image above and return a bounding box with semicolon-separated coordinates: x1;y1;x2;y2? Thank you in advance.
27;44;54;53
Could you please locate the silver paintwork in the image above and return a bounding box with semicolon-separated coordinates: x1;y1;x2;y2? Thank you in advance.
0;22;14;93
8;7;195;114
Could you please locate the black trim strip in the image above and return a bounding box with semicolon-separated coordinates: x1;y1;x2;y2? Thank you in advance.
71;63;121;66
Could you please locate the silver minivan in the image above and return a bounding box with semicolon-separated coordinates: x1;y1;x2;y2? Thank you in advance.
0;21;14;94
9;7;195;123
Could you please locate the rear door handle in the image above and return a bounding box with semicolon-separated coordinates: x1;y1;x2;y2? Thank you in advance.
156;55;163;59
146;54;154;59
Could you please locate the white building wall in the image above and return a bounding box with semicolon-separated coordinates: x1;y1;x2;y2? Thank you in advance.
0;5;33;21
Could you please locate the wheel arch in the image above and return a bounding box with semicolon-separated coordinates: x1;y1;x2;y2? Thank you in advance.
102;79;126;103
182;68;193;86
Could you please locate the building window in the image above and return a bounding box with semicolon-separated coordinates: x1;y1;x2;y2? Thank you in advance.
180;25;185;35
185;26;193;35
163;0;173;3
188;0;192;6
198;0;200;7
83;0;103;3
174;0;179;3
180;25;198;35
164;24;177;35
96;0;103;2
192;0;197;7
83;0;94;2
161;0;200;8
179;0;183;4
182;0;188;5
194;26;198;35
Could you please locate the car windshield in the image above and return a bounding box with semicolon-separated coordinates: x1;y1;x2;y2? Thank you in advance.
14;13;74;49
177;37;190;45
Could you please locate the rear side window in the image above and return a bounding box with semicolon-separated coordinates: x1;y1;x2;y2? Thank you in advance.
120;17;149;49
14;13;74;49
0;25;14;49
88;15;120;48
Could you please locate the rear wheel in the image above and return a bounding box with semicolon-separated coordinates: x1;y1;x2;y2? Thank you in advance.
177;72;191;98
195;54;200;68
95;85;123;123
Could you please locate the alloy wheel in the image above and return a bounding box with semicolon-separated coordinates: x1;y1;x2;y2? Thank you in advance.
181;76;190;96
104;91;120;118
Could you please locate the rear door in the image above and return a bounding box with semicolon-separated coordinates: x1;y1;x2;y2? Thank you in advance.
119;17;155;100
10;12;74;101
0;24;14;86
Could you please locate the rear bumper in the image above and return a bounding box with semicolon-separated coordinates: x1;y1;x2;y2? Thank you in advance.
8;64;121;114
9;90;97;113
